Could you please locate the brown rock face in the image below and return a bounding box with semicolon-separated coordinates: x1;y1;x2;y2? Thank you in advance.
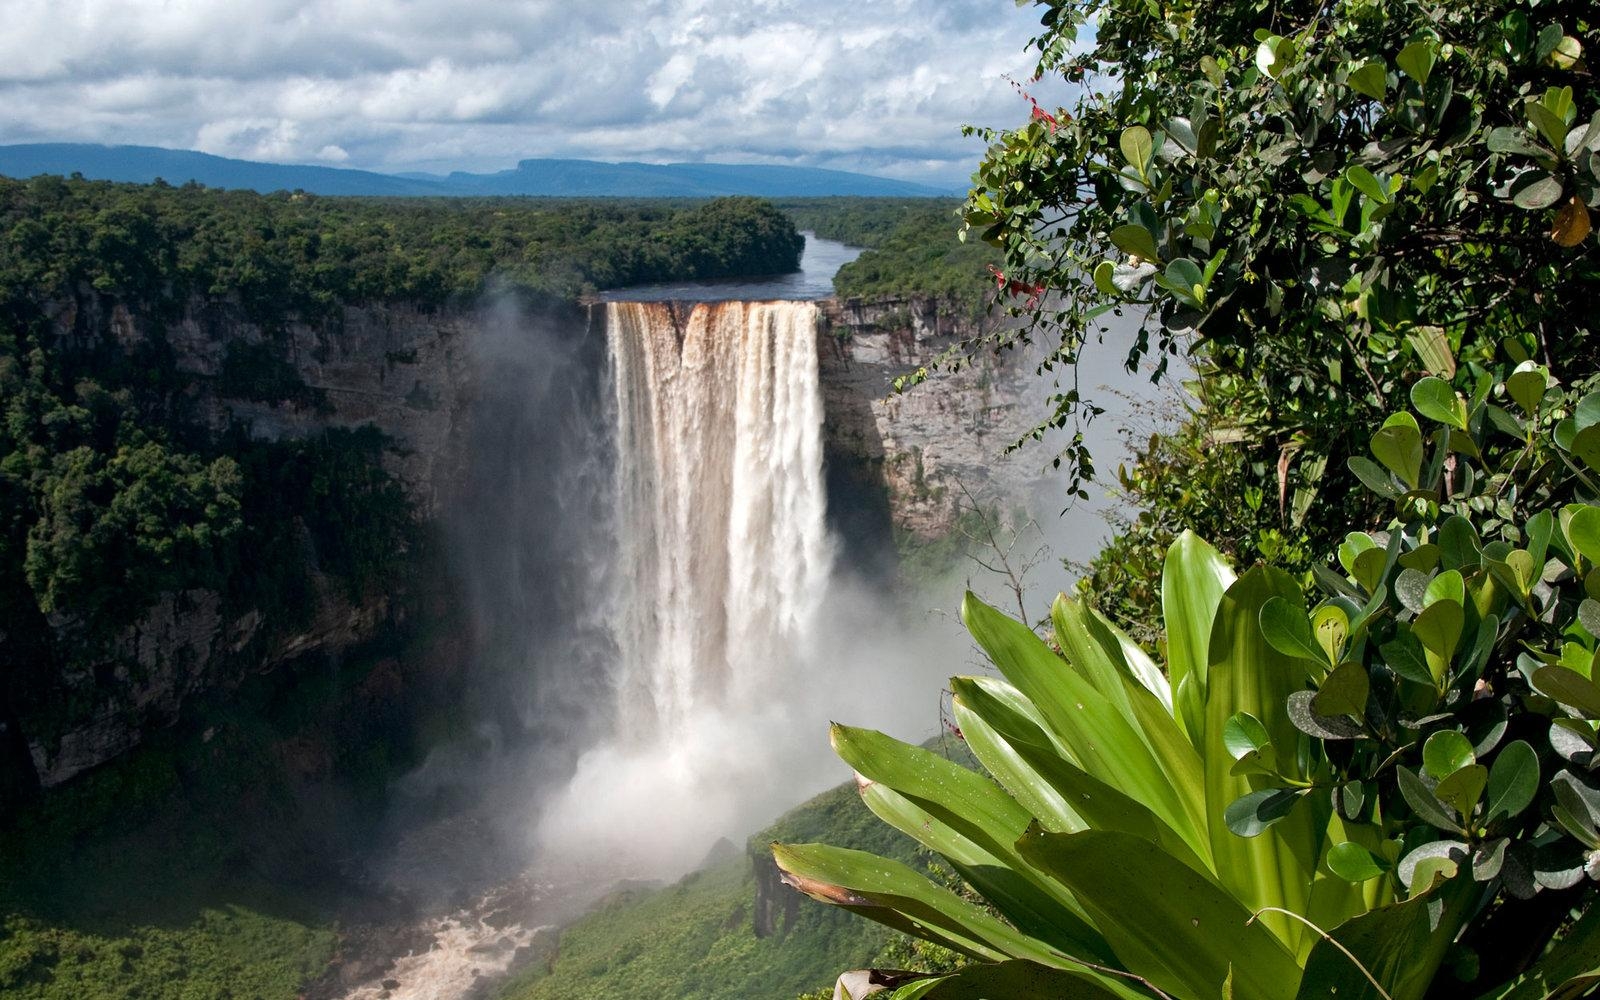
817;295;1037;542
17;289;1032;787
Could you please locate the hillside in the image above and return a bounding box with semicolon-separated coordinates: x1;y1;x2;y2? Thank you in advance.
0;145;951;199
494;768;937;1000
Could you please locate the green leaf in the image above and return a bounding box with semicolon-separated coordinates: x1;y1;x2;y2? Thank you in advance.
1327;841;1388;882
1018;828;1304;1000
1349;455;1403;499
1158;257;1206;303
1314;662;1370;718
1223;711;1272;760
1311;605;1350;665
1485;740;1540;824
1577;393;1600;431
1435;764;1488;818
1571;506;1600;565
1580;599;1600;638
1382;633;1435;685
772;842;1069;966
1511;172;1565;210
1423;730;1476;780
1527;102;1571;150
1260;596;1327;664
1286;690;1364;740
1412;600;1465;680
882;960;1133;1000
1204;568;1324;952
1411;377;1468;430
1488;126;1556;160
1396;40;1437;85
1109;223;1160;262
1119;125;1153;174
1093;259;1118;296
1223;787;1305;837
1371;412;1424;488
1297;880;1475;1000
950;676;1209;874
1398;766;1464;833
1506;362;1550;417
961;593;1204;852
1439;516;1481;572
1163;532;1236;735
1572;427;1600;472
1345;165;1389;205
1349;60;1386;100
1407;325;1456;377
1424;569;1466;609
1533;665;1600;716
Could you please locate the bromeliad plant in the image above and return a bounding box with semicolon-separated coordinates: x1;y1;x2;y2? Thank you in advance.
773;366;1600;1000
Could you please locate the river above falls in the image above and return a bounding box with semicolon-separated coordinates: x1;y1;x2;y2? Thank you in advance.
599;231;861;302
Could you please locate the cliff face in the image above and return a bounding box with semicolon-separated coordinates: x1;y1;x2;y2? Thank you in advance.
817;295;1037;543
20;291;500;786
16;289;1029;789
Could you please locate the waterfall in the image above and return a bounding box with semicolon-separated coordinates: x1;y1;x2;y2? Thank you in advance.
603;300;833;738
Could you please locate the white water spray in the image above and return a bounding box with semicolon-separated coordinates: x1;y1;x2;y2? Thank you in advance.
535;299;838;873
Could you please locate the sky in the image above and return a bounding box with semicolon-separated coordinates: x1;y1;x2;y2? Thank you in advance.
0;0;1063;188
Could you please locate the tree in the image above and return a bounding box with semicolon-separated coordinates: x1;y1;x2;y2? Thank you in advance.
958;0;1596;582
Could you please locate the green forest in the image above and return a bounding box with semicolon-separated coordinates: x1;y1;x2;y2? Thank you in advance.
4;0;1600;994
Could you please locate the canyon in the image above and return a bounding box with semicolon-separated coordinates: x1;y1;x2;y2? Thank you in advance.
13;285;1037;791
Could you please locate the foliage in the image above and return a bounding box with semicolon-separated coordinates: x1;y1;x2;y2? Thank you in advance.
0;623;455;999
776;437;1600;1000
779;198;1002;310
496;778;924;1000
0;176;805;325
960;0;1597;538
1227;361;1600;995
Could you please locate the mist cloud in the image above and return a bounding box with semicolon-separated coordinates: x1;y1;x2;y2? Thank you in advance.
0;0;1069;186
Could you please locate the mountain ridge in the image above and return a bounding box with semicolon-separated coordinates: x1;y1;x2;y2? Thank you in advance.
0;143;953;198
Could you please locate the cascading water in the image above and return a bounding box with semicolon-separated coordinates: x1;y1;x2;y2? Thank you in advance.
606;299;833;736
534;299;841;874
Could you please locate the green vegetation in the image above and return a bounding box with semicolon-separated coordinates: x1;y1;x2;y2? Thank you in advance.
0;177;807;773
958;0;1595;547
1;177;804;322
0;617;458;1000
780;199;1000;310
781;372;1600;996
497;777;926;1000
775;0;1600;997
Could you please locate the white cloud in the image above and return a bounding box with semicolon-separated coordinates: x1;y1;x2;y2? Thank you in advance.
0;0;1063;186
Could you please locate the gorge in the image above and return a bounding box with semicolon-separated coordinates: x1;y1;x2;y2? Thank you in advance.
0;186;1055;1000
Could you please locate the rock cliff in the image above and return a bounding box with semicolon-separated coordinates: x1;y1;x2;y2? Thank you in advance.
16;289;1032;788
817;295;1038;543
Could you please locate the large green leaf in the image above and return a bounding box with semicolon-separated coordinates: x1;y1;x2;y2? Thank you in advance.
947;676;1083;832
1163;531;1237;738
1019;828;1304;1000
1296;877;1476;1000
1205;567;1325;954
952;675;1211;873
832;725;1112;961
962;593;1201;848
884;959;1142;1000
771;842;1062;966
856;778;1112;963
1053;595;1141;721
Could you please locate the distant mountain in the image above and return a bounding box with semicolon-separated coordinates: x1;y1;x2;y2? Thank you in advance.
0;144;448;196
0;144;952;198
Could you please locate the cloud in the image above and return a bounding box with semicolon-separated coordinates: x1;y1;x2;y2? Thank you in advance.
0;0;1068;185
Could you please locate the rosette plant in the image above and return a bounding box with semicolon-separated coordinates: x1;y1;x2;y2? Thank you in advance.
774;368;1600;1000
